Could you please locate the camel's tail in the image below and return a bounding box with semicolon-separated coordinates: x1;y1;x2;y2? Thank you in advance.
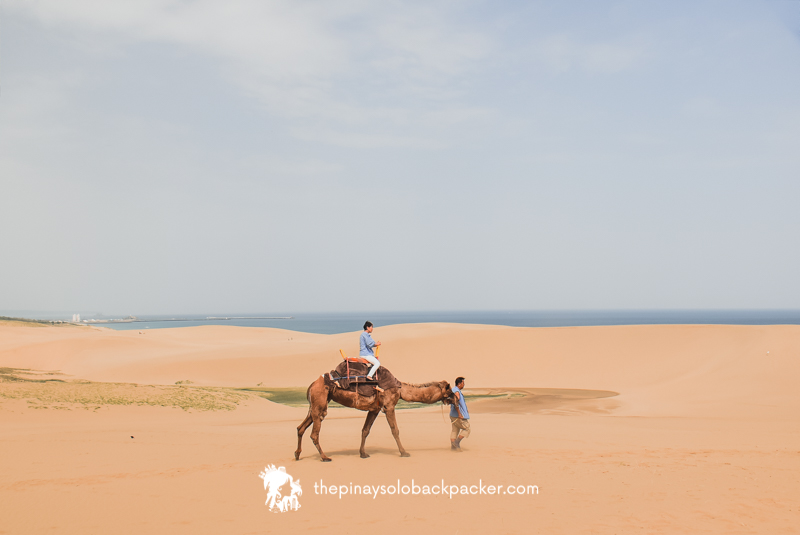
322;373;337;402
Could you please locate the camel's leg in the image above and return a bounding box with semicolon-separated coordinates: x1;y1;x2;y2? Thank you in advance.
294;408;313;460
359;410;380;459
310;404;331;462
384;408;410;457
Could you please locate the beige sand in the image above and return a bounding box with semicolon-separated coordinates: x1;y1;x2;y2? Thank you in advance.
1;320;798;534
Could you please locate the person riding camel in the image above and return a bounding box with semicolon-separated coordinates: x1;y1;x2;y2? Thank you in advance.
359;321;381;381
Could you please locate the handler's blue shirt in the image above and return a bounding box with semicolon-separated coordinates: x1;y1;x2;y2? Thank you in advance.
449;386;470;419
359;332;376;356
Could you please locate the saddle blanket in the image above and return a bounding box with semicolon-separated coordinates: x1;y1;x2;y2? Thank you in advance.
327;361;402;396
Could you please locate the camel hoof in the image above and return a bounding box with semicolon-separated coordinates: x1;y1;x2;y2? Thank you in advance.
360;453;370;459
321;457;332;462
400;452;411;458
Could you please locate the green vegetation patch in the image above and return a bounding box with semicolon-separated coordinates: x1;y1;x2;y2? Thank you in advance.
235;387;310;408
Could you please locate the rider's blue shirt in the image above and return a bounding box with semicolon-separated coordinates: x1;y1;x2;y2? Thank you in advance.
359;331;377;356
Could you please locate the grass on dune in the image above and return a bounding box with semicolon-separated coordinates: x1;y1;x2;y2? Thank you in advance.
0;369;249;411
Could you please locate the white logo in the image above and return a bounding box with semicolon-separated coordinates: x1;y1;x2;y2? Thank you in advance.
259;465;302;513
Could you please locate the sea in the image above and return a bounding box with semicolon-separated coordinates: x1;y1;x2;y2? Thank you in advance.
14;310;800;335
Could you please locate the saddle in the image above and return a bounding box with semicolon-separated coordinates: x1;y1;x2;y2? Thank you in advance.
339;349;372;366
326;348;401;397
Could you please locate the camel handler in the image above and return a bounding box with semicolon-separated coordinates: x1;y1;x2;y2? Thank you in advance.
359;321;382;380
450;376;470;451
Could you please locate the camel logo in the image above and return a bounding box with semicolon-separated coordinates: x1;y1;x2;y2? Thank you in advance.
259;465;302;513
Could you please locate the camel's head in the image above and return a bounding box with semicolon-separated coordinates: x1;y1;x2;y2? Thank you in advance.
440;381;455;405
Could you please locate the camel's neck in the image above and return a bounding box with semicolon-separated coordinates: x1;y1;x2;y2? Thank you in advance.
400;382;442;404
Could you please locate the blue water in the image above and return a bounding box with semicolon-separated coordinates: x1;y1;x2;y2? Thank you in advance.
67;310;800;334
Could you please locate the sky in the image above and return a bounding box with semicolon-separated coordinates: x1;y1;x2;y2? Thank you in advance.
1;0;799;315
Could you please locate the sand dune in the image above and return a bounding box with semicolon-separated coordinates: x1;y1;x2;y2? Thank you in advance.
3;321;798;417
1;321;798;534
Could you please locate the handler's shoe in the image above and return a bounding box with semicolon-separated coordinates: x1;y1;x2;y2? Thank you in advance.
454;437;464;449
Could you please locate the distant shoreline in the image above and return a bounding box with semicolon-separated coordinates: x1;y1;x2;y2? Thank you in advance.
0;316;71;326
4;310;800;334
81;316;293;324
0;315;293;326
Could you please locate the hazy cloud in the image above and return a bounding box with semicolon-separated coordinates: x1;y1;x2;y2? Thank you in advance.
8;0;495;147
534;34;646;73
2;1;800;313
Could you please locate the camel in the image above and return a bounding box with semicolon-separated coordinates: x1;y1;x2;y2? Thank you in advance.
295;375;454;461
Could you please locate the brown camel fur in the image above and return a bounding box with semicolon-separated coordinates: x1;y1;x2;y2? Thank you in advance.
295;375;454;461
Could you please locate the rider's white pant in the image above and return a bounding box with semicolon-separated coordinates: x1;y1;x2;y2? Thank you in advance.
360;354;380;378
